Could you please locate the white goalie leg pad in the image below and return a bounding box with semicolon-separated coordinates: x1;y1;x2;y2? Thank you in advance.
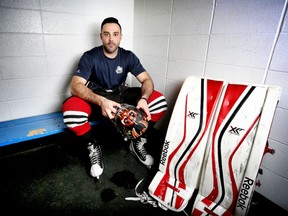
149;76;224;212
234;86;282;215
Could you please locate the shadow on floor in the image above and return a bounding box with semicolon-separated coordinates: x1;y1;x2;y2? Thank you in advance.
0;124;287;216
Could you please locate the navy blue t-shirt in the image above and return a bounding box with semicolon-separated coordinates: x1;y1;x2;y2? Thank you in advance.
74;46;146;89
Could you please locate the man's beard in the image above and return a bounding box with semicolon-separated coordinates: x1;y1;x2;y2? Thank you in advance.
103;42;118;54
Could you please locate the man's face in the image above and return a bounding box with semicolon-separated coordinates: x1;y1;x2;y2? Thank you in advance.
100;23;122;55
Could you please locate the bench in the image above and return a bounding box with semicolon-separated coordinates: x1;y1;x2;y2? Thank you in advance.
0;112;98;147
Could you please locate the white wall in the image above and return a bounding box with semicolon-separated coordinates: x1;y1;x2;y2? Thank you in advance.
133;0;288;211
0;0;134;121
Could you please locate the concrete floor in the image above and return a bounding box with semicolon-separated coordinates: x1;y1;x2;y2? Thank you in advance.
0;124;287;216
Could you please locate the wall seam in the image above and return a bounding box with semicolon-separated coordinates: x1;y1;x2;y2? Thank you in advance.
202;0;217;77
262;0;288;84
164;0;174;95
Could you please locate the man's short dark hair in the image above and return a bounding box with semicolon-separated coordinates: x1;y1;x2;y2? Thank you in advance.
101;17;122;31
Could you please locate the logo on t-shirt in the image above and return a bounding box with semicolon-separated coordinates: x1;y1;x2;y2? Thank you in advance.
115;66;123;74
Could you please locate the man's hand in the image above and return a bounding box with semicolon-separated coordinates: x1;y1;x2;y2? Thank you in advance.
100;97;121;119
135;71;153;121
136;98;151;121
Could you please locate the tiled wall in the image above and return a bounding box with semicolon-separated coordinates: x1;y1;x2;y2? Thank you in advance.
0;0;134;121
133;0;288;211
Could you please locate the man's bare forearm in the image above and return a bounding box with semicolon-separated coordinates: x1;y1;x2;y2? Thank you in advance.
71;83;104;106
141;78;154;99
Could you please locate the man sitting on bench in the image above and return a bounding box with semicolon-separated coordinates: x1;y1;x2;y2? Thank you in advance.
62;17;167;179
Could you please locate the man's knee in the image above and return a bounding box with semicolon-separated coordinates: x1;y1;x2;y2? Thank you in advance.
62;96;92;136
148;90;167;122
